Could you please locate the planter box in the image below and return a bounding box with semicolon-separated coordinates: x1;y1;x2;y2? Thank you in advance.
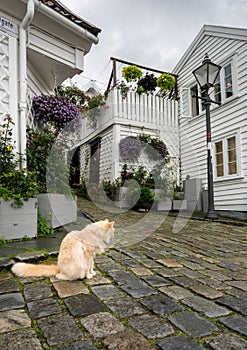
156;198;172;211
114;187;133;209
0;198;37;240
172;199;187;211
38;193;77;228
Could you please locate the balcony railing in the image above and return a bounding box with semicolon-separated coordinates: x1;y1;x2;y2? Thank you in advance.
80;87;178;142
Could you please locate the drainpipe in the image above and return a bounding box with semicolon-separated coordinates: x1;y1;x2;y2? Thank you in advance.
19;0;35;168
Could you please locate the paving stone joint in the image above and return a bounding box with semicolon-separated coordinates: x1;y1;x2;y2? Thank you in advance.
0;199;247;349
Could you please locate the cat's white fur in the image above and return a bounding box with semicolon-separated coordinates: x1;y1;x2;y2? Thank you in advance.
11;219;114;281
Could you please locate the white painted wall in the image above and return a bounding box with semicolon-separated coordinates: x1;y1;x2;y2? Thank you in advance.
174;25;247;212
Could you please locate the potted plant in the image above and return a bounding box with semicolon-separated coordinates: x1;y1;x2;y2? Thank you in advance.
30;92;80;228
126;184;154;212
27;127;77;228
119;136;144;162
116;80;130;99
153;189;172;211
122;65;143;82
138;134;169;160
32;94;81;132
172;185;187;211
0;115;38;240
157;73;175;93
137;73;157;94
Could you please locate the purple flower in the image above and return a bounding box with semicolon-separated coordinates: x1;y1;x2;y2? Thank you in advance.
32;95;81;132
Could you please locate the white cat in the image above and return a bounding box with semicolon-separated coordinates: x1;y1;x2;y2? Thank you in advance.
11;219;114;281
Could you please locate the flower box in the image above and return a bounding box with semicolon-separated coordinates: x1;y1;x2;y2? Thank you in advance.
38;193;77;228
156;198;172;211
172;199;187;211
0;198;37;240
114;187;133;209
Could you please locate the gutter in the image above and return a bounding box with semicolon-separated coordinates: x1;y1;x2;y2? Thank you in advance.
19;0;35;168
20;0;99;45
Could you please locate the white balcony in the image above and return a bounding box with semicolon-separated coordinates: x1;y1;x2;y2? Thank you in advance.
80;87;178;144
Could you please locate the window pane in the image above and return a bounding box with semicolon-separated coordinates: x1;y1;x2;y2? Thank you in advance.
214;74;221;104
216;165;224;177
216;141;223;153
224;63;233;98
229;162;237;174
190;85;199;116
227;136;237;174
228;136;236;149
215;141;224;177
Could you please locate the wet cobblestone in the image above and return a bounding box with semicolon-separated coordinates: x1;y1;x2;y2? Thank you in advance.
0;198;246;349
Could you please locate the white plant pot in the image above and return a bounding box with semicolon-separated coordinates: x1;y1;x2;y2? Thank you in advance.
0;198;37;240
38;193;77;228
172;199;187;211
156;198;172;211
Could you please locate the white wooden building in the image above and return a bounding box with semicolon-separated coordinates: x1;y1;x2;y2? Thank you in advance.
173;25;247;217
0;0;100;161
78;84;179;184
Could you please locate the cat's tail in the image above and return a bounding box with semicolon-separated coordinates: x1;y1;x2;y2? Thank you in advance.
11;262;59;278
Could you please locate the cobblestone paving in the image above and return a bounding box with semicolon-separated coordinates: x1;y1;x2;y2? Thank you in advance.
0;198;246;349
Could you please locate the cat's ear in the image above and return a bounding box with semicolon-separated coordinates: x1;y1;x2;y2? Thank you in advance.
106;221;114;228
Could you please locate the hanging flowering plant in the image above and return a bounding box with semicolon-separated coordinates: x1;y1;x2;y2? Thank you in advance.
156;73;175;92
32;94;81;132
139;134;169;160
119;136;144;161
122;65;143;82
137;73;157;94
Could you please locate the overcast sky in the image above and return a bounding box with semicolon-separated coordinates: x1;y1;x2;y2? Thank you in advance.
61;0;247;91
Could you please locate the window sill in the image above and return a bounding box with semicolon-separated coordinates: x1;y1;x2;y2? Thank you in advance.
214;174;244;183
188;94;240;122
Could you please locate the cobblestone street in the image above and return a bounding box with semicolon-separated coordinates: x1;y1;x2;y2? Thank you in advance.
0;199;246;349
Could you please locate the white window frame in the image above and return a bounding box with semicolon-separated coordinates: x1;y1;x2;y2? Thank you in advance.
180;54;237;119
214;55;238;104
213;131;242;181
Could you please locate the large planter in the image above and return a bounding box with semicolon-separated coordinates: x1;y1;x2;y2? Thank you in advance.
172;199;187;211
114;187;133;209
0;198;37;240
38;193;77;228
155;198;172;211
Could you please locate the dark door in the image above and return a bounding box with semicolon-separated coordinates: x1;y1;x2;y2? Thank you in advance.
89;138;101;184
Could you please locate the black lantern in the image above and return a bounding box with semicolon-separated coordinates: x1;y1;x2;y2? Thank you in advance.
192;54;221;220
192;54;221;90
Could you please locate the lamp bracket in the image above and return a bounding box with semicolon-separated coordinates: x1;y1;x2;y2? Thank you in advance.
192;94;221;106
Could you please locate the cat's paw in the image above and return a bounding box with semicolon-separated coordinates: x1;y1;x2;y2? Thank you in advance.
56;273;70;280
86;273;93;279
91;270;96;276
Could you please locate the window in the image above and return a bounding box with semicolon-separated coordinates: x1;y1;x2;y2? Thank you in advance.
190;85;199;117
180;57;236;118
227;136;237;175
215;141;224;177
214;73;221;104
214;135;239;179
214;60;235;103
224;63;233;98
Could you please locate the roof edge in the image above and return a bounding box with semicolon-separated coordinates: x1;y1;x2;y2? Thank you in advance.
40;0;101;37
173;24;247;74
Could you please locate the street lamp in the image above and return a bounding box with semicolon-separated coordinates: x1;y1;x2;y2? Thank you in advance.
192;54;221;220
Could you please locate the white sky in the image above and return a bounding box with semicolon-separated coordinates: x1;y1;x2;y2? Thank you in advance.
61;0;247;92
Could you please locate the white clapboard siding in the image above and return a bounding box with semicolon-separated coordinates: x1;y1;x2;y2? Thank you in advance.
174;25;247;212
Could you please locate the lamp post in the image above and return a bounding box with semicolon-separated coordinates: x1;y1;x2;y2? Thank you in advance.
192;54;221;220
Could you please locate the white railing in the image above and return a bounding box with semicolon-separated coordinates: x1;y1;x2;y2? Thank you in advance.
81;87;178;141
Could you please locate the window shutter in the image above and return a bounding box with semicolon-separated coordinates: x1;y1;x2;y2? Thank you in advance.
180;87;192;117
